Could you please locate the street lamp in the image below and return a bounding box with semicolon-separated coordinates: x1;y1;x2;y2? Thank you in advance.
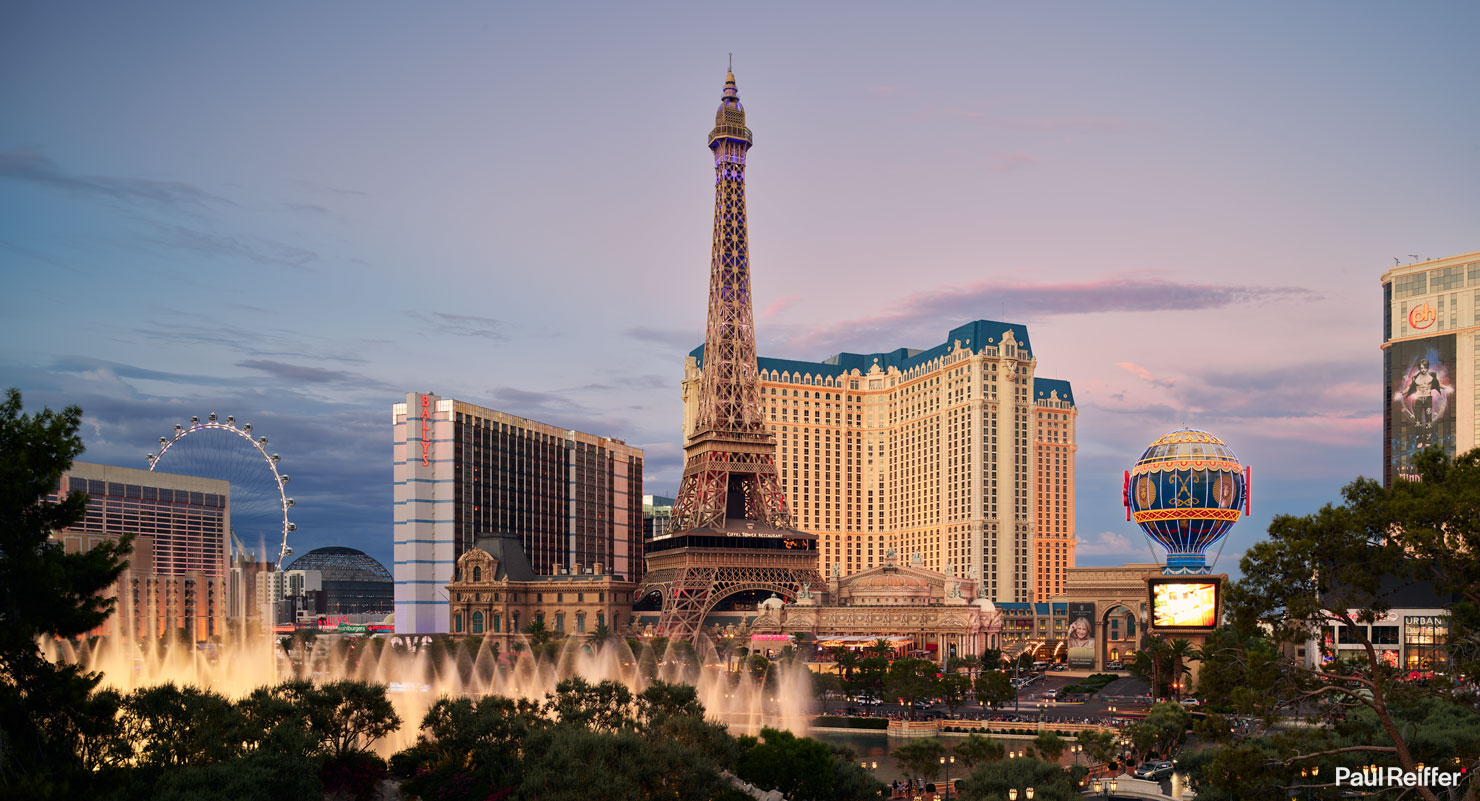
939;754;956;800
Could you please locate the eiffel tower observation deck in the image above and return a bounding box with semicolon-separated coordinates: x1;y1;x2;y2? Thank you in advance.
639;69;823;640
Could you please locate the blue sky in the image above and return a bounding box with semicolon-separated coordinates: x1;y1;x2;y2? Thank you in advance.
3;2;1478;575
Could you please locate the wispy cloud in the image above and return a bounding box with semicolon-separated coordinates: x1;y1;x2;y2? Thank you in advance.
132;311;375;364
1077;530;1140;558
626;326;699;350
410;311;505;341
0;150;227;208
292;178;368;198
988;152;1036;172
146;223;318;271
1116;361;1175;389
783;276;1316;356
762;295;799;320
237;359;393;389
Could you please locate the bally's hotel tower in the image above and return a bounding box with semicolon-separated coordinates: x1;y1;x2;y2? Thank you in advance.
393;393;643;634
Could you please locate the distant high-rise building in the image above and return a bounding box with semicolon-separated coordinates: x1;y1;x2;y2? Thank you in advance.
1033;379;1077;601
47;462;230;641
683;320;1077;604
392;394;643;634
1381;249;1480;485
643;495;675;540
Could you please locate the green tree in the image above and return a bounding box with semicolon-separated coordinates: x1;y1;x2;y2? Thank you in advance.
588;622;615;648
1033;730;1067;762
952;733;1005;769
812;670;844;714
545;676;635;732
852;655;890;700
867;637;892;658
887;657;941;713
973;670;1014;709
0;389;134;798
956;756;1085;801
1166;638;1197;699
1075;729;1118;765
939;672;972;716
892;738;946;785
303;680;401;759
1202;448;1480;801
736;727;883;801
523;618;553;647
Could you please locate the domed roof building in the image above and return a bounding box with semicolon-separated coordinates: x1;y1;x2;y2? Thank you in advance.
285;547;393;614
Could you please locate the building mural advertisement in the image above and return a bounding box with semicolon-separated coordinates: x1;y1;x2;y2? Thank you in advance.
1067;602;1095;669
1388;335;1457;482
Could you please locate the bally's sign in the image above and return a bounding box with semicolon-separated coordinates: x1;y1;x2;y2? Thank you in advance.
420;395;433;466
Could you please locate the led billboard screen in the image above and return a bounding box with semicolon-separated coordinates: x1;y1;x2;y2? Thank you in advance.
1387;335;1456;483
1150;580;1219;629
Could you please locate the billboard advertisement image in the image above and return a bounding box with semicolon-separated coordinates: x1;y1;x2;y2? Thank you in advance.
1067;602;1096;669
1150;580;1219;629
1388;335;1457;482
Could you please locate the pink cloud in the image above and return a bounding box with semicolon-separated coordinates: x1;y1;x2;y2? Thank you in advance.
988;152;1037;172
762;294;800;320
1116;361;1175;388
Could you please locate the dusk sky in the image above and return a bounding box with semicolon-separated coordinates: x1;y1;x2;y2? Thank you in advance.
3;2;1478;576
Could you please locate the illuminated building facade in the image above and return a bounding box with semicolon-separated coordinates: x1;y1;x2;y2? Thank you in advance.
683;320;1077;604
1380;249;1480;484
1033;379;1077;601
446;534;638;644
392;393;643;634
48;462;229;641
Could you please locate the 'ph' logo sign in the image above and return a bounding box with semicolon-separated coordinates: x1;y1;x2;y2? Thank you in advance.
1408;302;1436;329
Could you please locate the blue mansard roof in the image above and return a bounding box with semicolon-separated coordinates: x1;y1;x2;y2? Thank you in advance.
688;319;1073;407
1033;377;1075;407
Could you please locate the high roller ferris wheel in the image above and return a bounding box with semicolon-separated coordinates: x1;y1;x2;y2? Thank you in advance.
147;412;296;568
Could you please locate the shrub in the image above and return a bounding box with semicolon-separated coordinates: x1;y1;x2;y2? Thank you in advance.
320;751;388;801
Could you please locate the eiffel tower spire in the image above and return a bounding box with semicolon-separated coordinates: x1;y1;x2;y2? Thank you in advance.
671;69;792;532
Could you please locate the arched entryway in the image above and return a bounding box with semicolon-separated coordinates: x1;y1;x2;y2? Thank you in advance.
1101;604;1137;667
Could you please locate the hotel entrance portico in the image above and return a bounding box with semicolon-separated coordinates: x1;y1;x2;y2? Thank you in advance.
749;553;1004;665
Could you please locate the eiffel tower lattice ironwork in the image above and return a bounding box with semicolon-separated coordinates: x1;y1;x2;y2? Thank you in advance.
640;70;822;640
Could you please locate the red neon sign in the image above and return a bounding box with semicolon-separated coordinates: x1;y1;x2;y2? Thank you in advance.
420;395;432;466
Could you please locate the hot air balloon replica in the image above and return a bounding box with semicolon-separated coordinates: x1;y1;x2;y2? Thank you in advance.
1124;428;1250;635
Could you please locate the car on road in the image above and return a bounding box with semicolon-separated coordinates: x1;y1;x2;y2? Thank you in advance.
1106;661;1124;670
1134;761;1175;781
1043;689;1059;700
854;696;882;705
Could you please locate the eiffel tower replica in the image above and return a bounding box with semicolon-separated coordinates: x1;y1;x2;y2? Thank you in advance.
640;69;822;640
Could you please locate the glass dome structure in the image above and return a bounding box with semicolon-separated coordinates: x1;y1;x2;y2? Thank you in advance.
284;546;393;614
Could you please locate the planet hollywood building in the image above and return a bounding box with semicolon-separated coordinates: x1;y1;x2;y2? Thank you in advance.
1381;249;1480;484
392;393;643;634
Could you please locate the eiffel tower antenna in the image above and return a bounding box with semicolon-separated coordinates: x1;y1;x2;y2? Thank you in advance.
639;68;822;641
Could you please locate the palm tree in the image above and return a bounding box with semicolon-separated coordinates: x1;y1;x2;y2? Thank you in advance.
869;638;892;659
1167;639;1197;700
588;623;614;650
523;619;552;648
790;631;808;661
833;646;859;688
